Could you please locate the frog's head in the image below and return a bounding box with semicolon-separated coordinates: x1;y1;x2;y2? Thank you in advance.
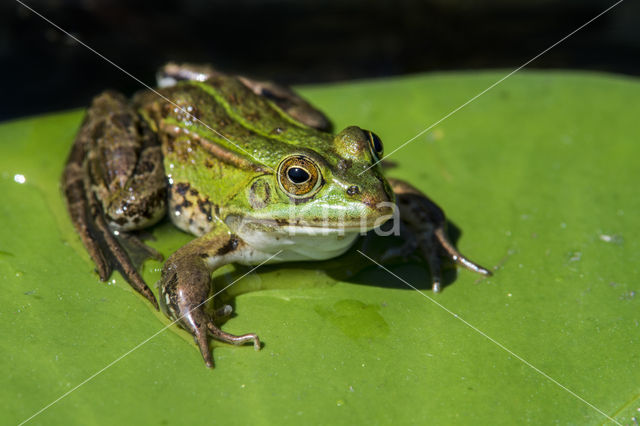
234;126;395;236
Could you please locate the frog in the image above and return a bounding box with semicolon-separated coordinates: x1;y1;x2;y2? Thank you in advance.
62;63;491;368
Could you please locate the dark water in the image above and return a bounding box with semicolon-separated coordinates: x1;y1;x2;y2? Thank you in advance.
2;0;638;120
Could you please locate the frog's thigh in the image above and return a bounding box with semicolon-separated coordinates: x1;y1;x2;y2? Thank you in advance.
237;76;332;131
86;93;167;232
156;62;331;131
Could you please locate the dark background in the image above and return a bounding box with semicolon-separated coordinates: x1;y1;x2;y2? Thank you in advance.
2;0;638;120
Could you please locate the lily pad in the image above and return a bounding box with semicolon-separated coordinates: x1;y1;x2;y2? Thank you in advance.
1;71;639;425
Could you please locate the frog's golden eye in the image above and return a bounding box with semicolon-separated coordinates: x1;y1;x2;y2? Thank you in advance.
277;155;322;198
366;130;384;161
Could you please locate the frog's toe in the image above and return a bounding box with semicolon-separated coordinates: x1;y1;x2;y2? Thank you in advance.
191;310;261;368
193;324;215;368
433;228;493;278
207;323;262;351
425;247;443;293
409;232;441;292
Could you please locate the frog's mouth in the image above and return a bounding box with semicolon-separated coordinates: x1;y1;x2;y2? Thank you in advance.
226;209;395;237
228;198;396;236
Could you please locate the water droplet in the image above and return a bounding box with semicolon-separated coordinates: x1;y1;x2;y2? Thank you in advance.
13;174;26;184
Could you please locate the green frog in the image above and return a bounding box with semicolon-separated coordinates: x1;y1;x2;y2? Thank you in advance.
62;63;491;368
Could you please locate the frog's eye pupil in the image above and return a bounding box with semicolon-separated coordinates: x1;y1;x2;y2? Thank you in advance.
287;167;310;184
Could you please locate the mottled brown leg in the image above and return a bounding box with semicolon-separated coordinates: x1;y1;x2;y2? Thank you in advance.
160;233;261;368
388;178;492;292
63;151;110;280
62;92;166;309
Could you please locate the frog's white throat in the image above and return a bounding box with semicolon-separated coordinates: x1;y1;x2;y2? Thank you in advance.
232;225;362;263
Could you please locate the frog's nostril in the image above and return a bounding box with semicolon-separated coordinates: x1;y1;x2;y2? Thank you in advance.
346;185;360;196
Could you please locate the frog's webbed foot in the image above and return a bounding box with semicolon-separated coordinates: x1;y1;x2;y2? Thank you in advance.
116;231;163;267
388;178;492;292
160;234;261;368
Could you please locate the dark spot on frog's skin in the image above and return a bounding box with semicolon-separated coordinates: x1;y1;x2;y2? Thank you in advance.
260;88;276;98
198;199;213;221
111;216;129;226
338;159;352;171
217;236;239;256
186;105;200;119
161;103;173;118
175;182;190;196
110;112;134;130
347;185;360;196
361;196;377;209
189;189;198;196
90;121;106;141
137;160;154;174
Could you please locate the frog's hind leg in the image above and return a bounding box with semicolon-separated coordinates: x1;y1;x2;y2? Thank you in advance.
236;76;333;132
64;154;159;308
62;92;167;309
63;136;111;281
388;178;492;292
156;62;332;131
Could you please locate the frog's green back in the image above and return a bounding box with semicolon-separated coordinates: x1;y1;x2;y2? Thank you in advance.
163;76;337;168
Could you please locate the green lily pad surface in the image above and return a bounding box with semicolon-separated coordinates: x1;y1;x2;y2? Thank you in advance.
1;72;639;425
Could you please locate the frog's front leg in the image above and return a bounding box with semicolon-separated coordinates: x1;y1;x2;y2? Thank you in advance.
160;230;261;368
388;178;492;292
